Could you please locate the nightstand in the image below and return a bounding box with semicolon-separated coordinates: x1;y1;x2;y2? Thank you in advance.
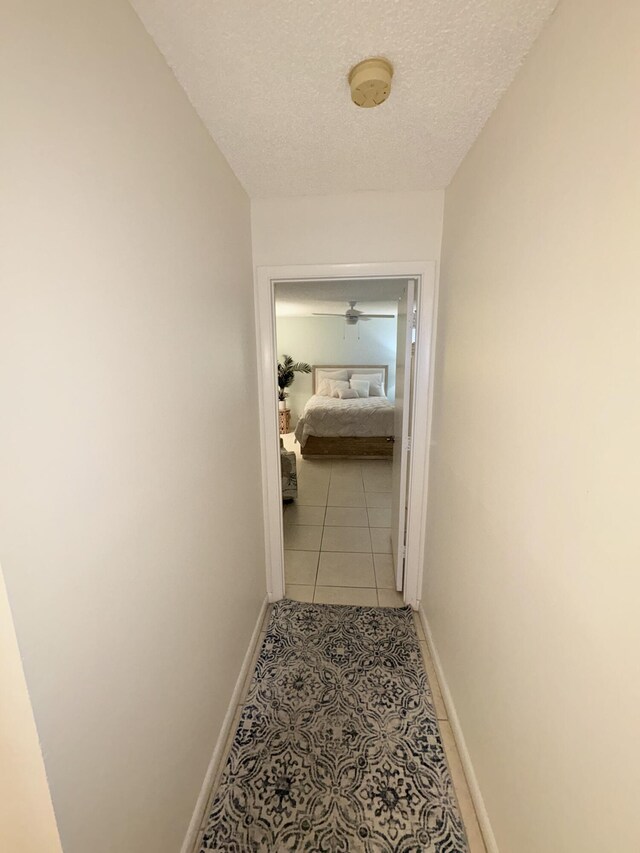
279;408;291;435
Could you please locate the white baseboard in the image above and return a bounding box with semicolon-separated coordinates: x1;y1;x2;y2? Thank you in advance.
418;607;499;853
180;596;269;853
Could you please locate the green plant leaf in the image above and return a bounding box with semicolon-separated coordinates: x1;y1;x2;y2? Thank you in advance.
277;354;311;392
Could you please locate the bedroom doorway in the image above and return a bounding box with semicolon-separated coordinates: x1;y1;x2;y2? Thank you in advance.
255;262;437;610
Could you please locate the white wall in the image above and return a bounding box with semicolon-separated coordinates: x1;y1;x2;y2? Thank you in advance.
0;3;265;853
251;190;444;267
425;0;640;851
0;564;63;853
276;316;398;422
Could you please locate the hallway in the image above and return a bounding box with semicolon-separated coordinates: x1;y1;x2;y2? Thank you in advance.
4;1;637;851
205;430;486;846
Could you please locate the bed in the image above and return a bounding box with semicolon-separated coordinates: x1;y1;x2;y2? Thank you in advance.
294;365;394;458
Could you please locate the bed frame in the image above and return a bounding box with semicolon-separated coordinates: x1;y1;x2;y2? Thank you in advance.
302;435;393;459
302;365;394;459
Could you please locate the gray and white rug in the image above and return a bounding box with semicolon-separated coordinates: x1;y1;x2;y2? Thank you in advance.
201;600;468;852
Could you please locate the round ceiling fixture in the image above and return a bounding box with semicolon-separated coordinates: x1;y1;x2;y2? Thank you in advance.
348;57;393;108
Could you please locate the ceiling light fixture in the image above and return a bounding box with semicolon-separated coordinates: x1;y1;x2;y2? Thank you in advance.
312;301;394;325
348;57;393;108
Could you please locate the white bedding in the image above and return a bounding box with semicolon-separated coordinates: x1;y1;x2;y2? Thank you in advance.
294;394;394;447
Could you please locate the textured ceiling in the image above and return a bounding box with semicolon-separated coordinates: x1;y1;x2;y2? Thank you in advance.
131;0;558;197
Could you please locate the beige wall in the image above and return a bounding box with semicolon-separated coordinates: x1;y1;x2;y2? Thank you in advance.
0;3;265;852
425;0;640;850
251;190;444;267
0;564;62;853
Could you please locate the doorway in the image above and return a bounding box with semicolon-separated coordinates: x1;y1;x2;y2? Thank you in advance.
255;262;437;609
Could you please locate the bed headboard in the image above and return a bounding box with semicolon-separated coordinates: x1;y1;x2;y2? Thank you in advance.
311;365;389;394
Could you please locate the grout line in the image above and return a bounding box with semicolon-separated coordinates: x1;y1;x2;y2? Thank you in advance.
313;549;320;588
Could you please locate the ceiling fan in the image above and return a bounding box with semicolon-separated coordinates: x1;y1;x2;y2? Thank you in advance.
312;301;394;326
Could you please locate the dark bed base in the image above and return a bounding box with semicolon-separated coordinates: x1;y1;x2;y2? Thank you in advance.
301;435;393;459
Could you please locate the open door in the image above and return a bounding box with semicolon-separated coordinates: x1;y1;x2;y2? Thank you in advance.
391;280;415;592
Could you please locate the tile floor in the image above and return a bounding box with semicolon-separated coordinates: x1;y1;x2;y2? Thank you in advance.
195;603;487;853
281;434;404;607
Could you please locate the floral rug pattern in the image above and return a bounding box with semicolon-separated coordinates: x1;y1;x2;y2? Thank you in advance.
201;600;468;852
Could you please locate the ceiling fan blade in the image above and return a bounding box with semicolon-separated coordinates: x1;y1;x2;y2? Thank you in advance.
358;314;395;319
312;312;347;317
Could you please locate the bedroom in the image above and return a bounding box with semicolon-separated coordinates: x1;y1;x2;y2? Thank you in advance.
275;278;414;605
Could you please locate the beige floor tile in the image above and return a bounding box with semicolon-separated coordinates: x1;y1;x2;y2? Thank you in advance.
322;525;372;553
204;705;243;823
296;482;329;506
332;460;363;472
284;550;319;585
299;456;331;471
373;553;396;588
283;524;323;551
364;480;393;494
439;721;487;853
283;504;326;525
317;552;376;587
285;584;315;602
297;459;330;475
370;527;392;553
300;459;331;473
363;472;392;492
378;588;405;608
367;506;392;527
238;631;266;702
299;457;331;472
326;487;367;507
281;432;298;454
324;506;369;527
260;604;273;633
330;472;364;491
419;641;448;720
365;491;392;508
412;611;427;642
359;459;392;470
298;471;331;491
314;586;378;606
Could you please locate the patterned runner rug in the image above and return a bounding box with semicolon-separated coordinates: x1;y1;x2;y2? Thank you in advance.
201;600;468;852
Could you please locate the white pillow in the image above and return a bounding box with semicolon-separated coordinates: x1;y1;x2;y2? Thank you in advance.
349;371;385;397
349;378;370;398
328;378;350;397
338;388;359;399
316;368;349;396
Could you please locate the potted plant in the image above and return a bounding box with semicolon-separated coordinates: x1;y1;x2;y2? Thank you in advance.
277;354;311;411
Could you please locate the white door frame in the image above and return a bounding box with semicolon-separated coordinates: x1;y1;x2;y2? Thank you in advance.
254;261;437;609
391;278;415;592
